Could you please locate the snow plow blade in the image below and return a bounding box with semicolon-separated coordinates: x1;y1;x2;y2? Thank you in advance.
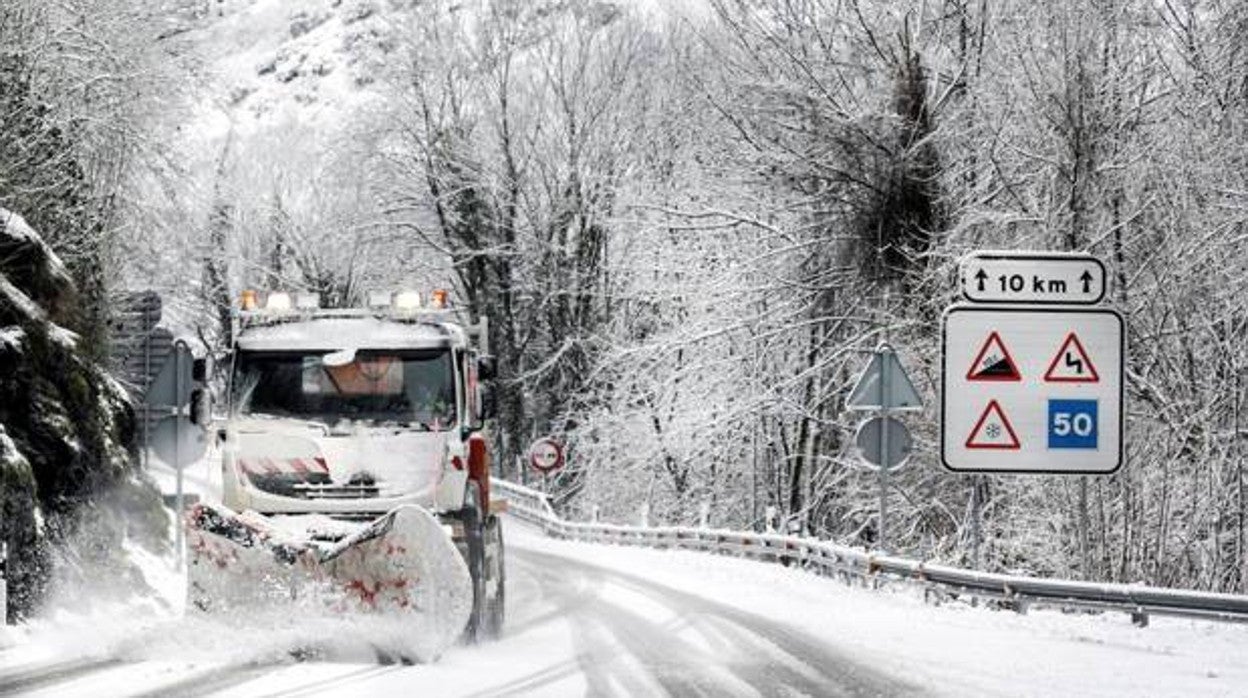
186;503;472;655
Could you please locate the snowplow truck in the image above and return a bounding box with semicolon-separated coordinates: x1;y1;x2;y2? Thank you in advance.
185;289;504;649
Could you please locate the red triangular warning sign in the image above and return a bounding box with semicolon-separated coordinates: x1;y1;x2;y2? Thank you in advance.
965;400;1021;450
1044;333;1099;383
966;331;1022;382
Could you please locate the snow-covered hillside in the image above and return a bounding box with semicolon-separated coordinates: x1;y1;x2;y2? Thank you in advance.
177;0;398;139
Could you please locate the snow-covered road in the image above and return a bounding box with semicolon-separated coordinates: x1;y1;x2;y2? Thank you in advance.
2;518;1247;697
0;521;912;697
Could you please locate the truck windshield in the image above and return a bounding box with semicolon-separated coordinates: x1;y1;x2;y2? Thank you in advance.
233;350;457;429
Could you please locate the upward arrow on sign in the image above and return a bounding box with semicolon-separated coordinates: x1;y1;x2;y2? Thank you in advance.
846;344;923;411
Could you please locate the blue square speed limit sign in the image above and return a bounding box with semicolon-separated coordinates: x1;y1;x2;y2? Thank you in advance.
1048;399;1098;449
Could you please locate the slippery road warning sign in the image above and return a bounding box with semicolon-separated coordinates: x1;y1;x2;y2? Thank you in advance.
965;400;1021;450
1044;333;1100;383
967;332;1022;381
942;306;1123;474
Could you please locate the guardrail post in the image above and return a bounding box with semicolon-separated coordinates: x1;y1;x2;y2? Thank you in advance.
1131;609;1149;628
1010;598;1029;616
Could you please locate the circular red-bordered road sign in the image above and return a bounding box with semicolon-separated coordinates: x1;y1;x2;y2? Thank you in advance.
527;437;564;473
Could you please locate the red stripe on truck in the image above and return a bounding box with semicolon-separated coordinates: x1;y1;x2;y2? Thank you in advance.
238;456;330;476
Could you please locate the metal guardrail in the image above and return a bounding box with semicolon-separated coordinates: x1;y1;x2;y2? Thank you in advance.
493;479;1248;626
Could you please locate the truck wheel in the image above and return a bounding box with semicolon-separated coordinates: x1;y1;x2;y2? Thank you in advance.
483;516;505;639
462;486;488;643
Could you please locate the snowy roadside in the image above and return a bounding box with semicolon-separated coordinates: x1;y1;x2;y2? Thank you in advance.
2;512;1245;697
0;453;208;662
508;522;1248;698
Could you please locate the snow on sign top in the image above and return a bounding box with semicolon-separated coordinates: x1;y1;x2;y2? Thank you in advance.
846;344;923;411
959;251;1106;305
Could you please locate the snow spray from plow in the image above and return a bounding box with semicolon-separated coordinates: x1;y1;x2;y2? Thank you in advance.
186;503;471;656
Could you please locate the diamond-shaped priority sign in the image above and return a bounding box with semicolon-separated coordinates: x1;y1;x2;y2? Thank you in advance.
846;343;923;411
941;305;1124;474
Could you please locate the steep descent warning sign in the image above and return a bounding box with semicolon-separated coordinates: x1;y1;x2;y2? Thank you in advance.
967;331;1021;381
1044;333;1099;383
965;400;1021;450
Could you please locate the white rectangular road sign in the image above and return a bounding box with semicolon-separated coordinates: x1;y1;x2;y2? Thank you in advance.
941;305;1124;474
960;251;1106;305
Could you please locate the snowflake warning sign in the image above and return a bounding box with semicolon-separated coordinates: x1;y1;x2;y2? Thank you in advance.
966;331;1022;381
1044;333;1099;383
964;400;1021;449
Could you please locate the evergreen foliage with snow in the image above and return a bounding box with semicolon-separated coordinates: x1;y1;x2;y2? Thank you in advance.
0;210;165;621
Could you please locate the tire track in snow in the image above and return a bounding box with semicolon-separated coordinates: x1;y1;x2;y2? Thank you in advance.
0;657;124;696
515;547;923;697
509;554;657;695
227;664;404;698
128;662;281;698
519;551;805;696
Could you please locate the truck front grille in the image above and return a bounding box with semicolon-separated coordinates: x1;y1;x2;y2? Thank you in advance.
292;483;381;500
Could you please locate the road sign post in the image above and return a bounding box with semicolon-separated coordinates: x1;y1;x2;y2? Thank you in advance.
944;250;1124;575
879;353;890;552
848;343;923;552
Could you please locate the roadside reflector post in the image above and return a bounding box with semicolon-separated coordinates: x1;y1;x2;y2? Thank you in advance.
699;501;710;529
970;475;984;571
640;502;650;528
